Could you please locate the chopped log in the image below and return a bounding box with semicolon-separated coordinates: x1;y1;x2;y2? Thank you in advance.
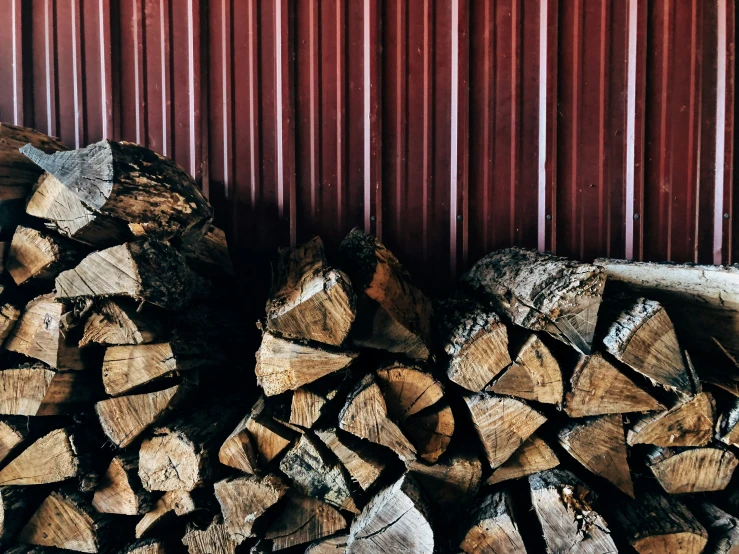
182;224;235;277
265;492;347;551
279;434;358;514
95;379;193;448
0;303;20;343
0;366;91;416
433;298;511;392
459;491;526;554
628;391;715;447
487;334;563;405
529;469;617;554
462;248;606;354
266;236;355;346
315;428;387;491
409;452;482;512
338;229;432;360
376;363;444;421
6;226;84;286
306;535;349;553
0;419;27;463
718;398;739;447
486;434;559;485
347;473;434;554
564;352;665;418
0;486;30;546
122;538;173;554
557;414;634;497
290;387;333;429
0;428;80;486
255;332;357;396
135;490;197;539
646;446;739;494
603;297;692;394
55;240;206;311
21;139;213;246
5;295;86;370
214;474;288;543
182;516;237;554
79;299;161;348
463;393;546;469
139;403;240;492
690;502;739;554
613;492;708;554
402;401;455;463
339;373;417;464
19;489;115;553
92;451;156;515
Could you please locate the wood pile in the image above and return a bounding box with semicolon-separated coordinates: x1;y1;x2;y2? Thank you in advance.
0;124;738;553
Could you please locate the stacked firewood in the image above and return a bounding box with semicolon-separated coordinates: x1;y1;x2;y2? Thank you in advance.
1;122;739;554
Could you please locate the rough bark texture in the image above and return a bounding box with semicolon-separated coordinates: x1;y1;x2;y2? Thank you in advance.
691;502;739;554
0;304;20;344
646;446;739;494
182;224;235;277
719;399;739;448
459;491;527;554
487;434;560;485
628;392;715;447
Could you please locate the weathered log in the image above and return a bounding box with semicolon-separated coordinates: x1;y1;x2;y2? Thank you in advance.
182;516;237;554
690;502;739;554
290;386;335;429
306;535;349;554
463;393;546;469
376;363;444;421
409;452;482;512
459;491;527;554
6;225;85;286
135;490;197;539
21;139;213;246
122;538;174;554
646;446;739;494
718;398;739;448
92;451;156;515
0;428;83;487
433;298;511;392
0;366;91;416
79;299;161;348
462;248;606;354
266;236;355;346
265;492;347;551
315;428;388;491
486;434;559;485
564;352;664;418
0;419;27;463
338;229;432;359
529;469;617;554
401;401;455;463
182;224;235;277
0;303;20;343
628;391;715;447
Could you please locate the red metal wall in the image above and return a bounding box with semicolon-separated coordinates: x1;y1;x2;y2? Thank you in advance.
0;0;735;293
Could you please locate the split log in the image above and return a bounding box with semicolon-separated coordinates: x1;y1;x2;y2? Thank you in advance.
290;386;335;429
0;428;81;486
718;398;739;447
603;297;692;394
409;452;482;512
79;299;161;348
182;224;235;277
376;363;444;421
347;474;433;554
459;491;526;554
135;490;197;539
0;366;91;416
463;393;546;469
19;489;115;553
266;236;355;346
433;299;511;392
613;493;708;554
462;248;606;354
646;446;739;494
255;332;357;396
487;334;563;405
21;139;213;246
338;373;417;464
628;391;715;447
214;474;288;543
690;502;739;554
338;229;432;359
557;414;634;497
265;492;347;551
306;535;349;554
0;419;27;463
5;295;86;370
401;401;455;463
182;516;237;554
92;451;156;515
529;469;617;554
122;538;173;554
564;352;664;418
0;303;20;343
279;434;358;513
486;434;559;485
55;240;207;311
0;486;30;546
315;428;387;491
6;226;84;286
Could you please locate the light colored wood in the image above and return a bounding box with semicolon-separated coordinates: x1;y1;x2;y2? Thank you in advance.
529;469;618;554
0;304;20;344
460;491;527;554
463;247;606;354
464;393;546;469
339;373;416;464
290;387;330;429
0;428;79;486
255;332;357;396
135;490;196;539
315;428;387;491
487;434;559;485
339;229;432;360
306;535;348;553
558;414;634;497
19;489;114;553
691;502;739;554
628;392;715;447
409;452;482;512
613;492;708;554
214;474;288;543
401;401;454;463
564;352;665;418
0;419;27;463
80;299;161;348
0;367;90;416
182;517;237;554
6;225;83;285
487;334;563;405
434;299;511;392
122;538;173;554
347;474;433;554
376;363;444;421
265;492;347;551
266;236;355;346
647;446;739;494
92;451;155;515
718;398;739;448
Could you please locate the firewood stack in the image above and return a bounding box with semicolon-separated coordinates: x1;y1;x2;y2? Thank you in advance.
0;123;739;554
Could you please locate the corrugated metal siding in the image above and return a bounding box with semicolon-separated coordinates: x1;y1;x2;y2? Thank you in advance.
0;0;734;293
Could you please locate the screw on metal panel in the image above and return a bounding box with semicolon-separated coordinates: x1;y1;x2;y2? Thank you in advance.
633;214;640;220
370;215;376;221
546;214;552;220
724;213;730;219
457;215;463;221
